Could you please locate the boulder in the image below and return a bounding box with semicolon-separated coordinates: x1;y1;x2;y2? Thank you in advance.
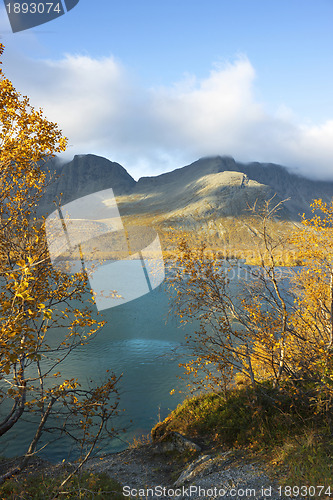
154;431;201;454
174;454;213;486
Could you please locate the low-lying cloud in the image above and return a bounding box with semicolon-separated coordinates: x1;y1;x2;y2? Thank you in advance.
2;46;333;180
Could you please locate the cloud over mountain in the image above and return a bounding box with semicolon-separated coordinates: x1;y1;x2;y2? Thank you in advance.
2;46;333;180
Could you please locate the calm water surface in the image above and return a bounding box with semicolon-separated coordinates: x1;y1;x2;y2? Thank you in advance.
0;261;293;461
0;272;191;462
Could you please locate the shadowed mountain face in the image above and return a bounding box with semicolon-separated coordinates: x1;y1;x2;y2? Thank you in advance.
38;154;333;221
38;154;136;216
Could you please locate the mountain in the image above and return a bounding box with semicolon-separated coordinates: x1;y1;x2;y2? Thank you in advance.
38;154;136;216
38;154;333;222
117;156;333;223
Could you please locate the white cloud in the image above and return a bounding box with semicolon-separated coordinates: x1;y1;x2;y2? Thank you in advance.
150;57;262;149
2;46;333;180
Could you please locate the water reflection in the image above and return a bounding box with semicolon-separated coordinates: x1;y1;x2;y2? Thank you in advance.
0;281;191;462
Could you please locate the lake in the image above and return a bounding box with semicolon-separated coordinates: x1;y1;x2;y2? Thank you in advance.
0;267;192;462
0;260;294;462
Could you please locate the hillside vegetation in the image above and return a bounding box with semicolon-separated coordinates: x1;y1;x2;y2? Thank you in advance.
157;197;333;491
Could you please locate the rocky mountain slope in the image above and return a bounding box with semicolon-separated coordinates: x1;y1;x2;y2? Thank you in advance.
38;154;333;223
38;154;136;216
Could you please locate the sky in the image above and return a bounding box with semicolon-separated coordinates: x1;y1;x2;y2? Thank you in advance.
1;0;333;180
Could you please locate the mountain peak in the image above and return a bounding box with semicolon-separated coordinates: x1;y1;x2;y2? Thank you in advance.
38;154;333;221
38;154;136;216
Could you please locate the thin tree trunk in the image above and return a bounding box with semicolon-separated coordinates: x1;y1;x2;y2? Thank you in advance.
0;397;55;485
328;269;333;350
0;383;26;436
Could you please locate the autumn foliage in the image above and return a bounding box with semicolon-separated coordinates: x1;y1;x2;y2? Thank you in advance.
169;197;333;428
0;44;121;483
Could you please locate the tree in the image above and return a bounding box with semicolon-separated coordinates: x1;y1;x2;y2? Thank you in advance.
287;200;333;420
168;199;290;392
168;196;333;423
0;43;121;482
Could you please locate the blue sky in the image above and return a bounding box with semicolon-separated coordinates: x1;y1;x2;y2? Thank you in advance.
1;0;333;179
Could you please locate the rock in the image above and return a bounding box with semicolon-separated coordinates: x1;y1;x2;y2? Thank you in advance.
174;451;236;487
37;154;136;216
174;454;213;486
154;431;201;454
83;444;286;499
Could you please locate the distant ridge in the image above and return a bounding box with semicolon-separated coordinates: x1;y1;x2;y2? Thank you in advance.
38;154;333;221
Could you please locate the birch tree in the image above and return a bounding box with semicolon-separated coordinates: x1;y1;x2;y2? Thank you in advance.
169;195;333;420
0;43;121;480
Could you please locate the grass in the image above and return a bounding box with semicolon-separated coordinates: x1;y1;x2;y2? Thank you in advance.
274;430;333;486
151;384;333;490
128;432;152;449
0;471;123;500
152;386;305;448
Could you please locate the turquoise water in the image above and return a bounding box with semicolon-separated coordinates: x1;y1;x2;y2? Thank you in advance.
0;261;293;462
0;276;192;462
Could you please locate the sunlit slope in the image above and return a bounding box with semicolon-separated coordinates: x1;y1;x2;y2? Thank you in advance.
116;170;273;222
38;154;333;261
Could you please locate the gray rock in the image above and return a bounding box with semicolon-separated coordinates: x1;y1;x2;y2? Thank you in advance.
37;154;136;216
174;454;213;486
155;431;201;454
